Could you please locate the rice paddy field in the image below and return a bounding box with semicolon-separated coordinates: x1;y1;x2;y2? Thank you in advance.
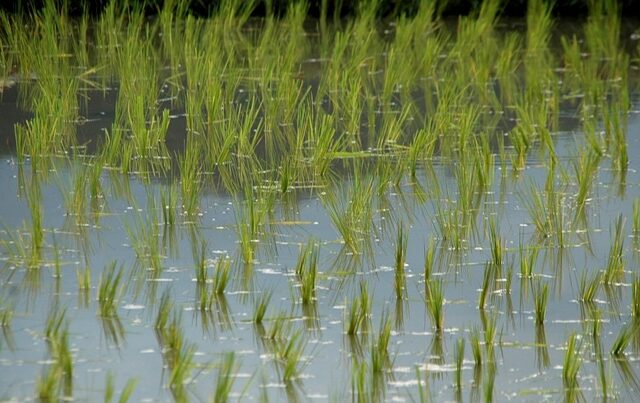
2;0;640;401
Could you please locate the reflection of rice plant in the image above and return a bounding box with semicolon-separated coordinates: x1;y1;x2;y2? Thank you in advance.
213;352;237;402
563;333;582;402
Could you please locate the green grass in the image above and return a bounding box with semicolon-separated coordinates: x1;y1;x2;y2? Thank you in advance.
394;223;408;301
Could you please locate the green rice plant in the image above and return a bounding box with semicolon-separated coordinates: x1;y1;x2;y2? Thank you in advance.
470;328;483;367
533;281;549;325
97;261;124;317
36;364;62;401
277;330;307;383
633;199;640;235
178;136;202;216
267;312;292;342
482;313;498;362
518;241;538;278
578;271;600;304
212;256;232;296
213;352;237;402
425;280;444;333
192;239;207;285
479;262;497;310
394;223;408;301
611;323;635;357
346;282;372;336
160;183;178;227
44;306;67;341
415;365;431;403
295;240;319;305
573;151;600;221
49;327;73;397
253;291;272;325
563;333;582;402
603;215;625;285
424;236;436;283
454;338;465;392
155;291;174;331
488;219;503;268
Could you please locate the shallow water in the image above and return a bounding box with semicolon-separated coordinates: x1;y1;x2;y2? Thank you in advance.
3;9;640;402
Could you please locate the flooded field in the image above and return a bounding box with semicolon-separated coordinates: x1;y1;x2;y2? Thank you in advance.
2;0;640;401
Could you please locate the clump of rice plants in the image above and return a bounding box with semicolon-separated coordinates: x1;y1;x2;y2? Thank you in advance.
533;281;549;325
394;223;408;301
253;291;272;325
425;280;444;333
603;215;625;285
295;240;319;305
346;282;371;336
213;352;237;402
97;261;124;317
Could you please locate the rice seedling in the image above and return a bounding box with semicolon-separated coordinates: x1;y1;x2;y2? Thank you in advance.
345;282;372;337
253;291;272;325
563;333;582;402
213;352;237;402
533;281;549;325
578;271;600;304
371;311;392;375
192;239;208;285
518;241;538;278
603;215;625;285
483;362;496;403
212;256;232;296
423;236;436;284
0;299;13;328
36;364;62;401
425;280;444;333
470;328;483;368
97;261;124;317
276;330;307;383
478;262;497;310
295;240;319;305
394;223;408;301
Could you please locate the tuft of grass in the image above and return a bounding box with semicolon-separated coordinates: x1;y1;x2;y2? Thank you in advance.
533;281;549;325
253;291;272;325
425;280;444;333
578;271;600;304
212;256;232;295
